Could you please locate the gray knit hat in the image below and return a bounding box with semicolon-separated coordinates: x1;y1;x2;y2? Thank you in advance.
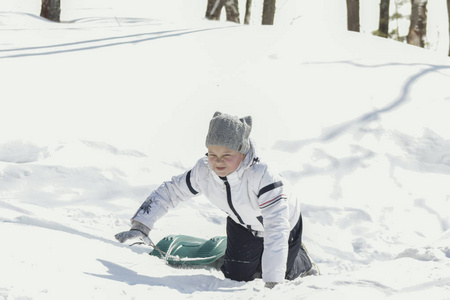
205;112;252;154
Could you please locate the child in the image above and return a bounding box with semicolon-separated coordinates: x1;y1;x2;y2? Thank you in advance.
115;112;315;288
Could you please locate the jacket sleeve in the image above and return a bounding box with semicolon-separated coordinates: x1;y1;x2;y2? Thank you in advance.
256;166;291;283
131;159;203;230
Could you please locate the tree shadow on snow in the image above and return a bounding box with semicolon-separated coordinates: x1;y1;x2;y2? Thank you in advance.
86;259;246;294
7;215;150;255
275;61;450;153
0;26;234;60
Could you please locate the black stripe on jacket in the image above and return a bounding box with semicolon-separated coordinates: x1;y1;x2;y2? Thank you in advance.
257;181;283;198
186;170;198;195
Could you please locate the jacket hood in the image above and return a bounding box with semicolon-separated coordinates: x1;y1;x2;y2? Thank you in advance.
232;139;259;180
242;139;259;169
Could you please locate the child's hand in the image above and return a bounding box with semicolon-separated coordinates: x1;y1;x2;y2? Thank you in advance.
115;229;145;243
115;221;151;245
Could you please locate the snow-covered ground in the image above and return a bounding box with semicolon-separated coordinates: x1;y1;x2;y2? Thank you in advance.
1;1;450;299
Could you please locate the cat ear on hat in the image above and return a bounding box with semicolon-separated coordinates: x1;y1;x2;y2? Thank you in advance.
240;115;252;127
213;111;222;118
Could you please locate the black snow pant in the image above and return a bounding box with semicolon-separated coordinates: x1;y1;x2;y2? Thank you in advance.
220;214;312;282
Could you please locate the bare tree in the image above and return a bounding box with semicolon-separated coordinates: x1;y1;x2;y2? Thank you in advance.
40;0;60;22
407;0;428;47
205;0;240;23
225;0;240;23
244;0;252;25
346;0;360;32
262;0;276;25
447;0;450;56
206;0;225;20
378;0;390;37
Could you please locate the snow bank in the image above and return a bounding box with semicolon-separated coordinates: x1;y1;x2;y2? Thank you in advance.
1;0;450;299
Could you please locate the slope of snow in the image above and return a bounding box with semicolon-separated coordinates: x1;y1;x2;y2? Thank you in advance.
1;1;450;299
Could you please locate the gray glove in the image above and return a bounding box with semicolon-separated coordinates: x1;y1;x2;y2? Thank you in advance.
115;221;152;245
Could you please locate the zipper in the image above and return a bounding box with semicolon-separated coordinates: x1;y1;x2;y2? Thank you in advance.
221;177;245;225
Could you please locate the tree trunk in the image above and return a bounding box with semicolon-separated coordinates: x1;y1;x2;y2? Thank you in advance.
205;0;240;23
244;0;252;25
407;0;428;48
40;0;60;22
224;0;240;23
346;0;360;32
378;0;390;38
447;0;450;56
262;0;276;25
205;0;224;20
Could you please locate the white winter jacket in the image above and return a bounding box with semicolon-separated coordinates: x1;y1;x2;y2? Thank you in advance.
132;142;302;283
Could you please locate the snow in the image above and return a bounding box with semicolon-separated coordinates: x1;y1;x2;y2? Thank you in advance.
1;0;450;299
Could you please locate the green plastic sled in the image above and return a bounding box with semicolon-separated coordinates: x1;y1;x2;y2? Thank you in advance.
150;235;227;268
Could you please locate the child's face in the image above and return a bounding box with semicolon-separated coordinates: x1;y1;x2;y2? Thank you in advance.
207;145;245;177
